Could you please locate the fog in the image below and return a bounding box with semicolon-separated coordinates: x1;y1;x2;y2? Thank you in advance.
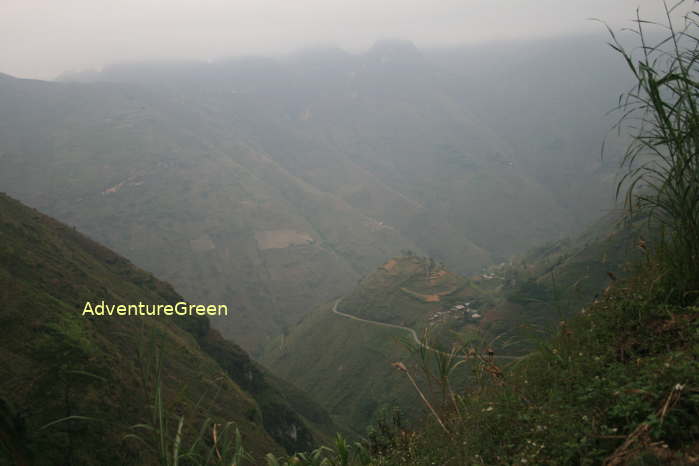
1;0;693;80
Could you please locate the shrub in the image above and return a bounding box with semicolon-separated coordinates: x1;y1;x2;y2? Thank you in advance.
607;0;699;302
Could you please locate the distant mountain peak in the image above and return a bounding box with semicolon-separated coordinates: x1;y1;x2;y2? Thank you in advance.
365;38;422;64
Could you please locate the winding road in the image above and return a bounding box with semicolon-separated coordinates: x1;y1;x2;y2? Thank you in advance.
332;298;423;344
331;298;523;361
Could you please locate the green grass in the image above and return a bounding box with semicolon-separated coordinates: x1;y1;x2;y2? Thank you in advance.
358;260;699;465
0;193;340;464
606;0;699;302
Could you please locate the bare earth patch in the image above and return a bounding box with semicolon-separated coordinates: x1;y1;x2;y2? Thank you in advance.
383;259;398;272
400;288;442;302
421;294;441;302
400;280;462;302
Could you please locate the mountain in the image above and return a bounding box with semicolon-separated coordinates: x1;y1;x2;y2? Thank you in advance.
467;209;649;354
261;255;483;432
0;73;425;353
0;193;341;464
350;223;699;464
426;35;630;233
0;36;628;353
261;212;647;433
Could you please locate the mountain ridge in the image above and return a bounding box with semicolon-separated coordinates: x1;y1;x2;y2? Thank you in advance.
0;36;627;353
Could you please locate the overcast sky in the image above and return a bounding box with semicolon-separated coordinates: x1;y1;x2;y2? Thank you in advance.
0;0;694;80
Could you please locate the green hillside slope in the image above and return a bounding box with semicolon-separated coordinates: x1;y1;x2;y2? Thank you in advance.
473;210;648;354
262;256;484;432
262;212;648;434
0;193;340;464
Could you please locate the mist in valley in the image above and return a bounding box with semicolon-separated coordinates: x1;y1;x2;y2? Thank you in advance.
3;1;697;463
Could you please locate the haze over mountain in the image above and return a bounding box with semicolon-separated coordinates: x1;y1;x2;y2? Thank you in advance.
3;0;699;462
0;36;628;354
3;0;684;80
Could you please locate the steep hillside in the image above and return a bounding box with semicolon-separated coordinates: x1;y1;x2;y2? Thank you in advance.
0;193;340;464
262;213;647;434
0;73;428;352
262;256;484;432
359;258;699;465
428;36;628;232
62;37;628;259
0;37;626;352
474;210;648;354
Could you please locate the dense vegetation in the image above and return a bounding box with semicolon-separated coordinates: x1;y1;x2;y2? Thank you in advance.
278;260;697;465
0;193;341;465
